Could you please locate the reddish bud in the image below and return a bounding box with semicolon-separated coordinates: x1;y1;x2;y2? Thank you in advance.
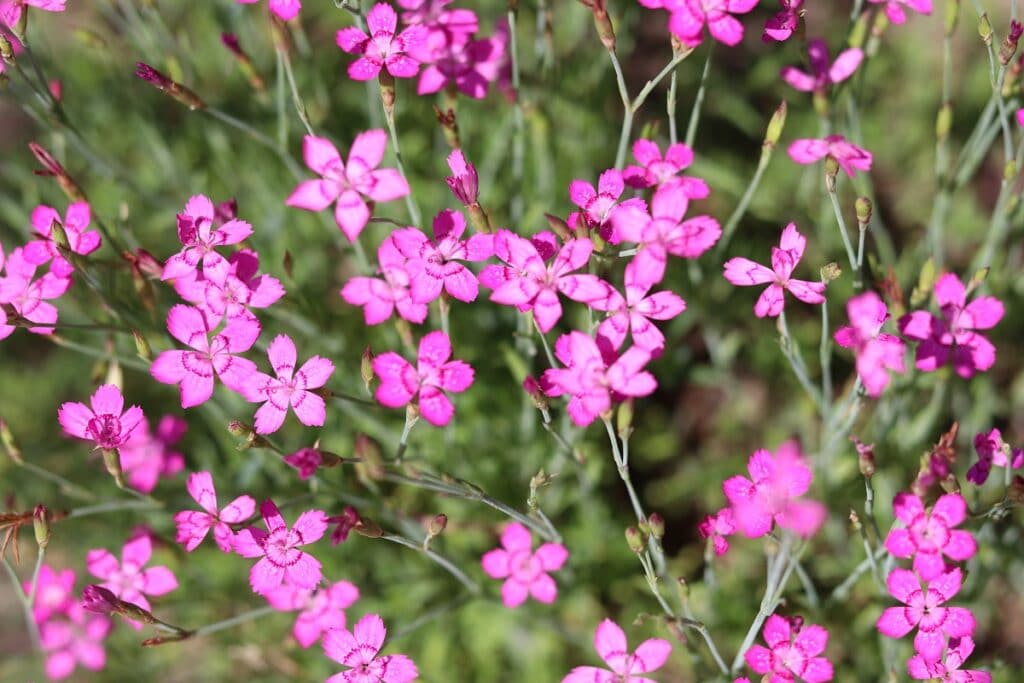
135;62;205;110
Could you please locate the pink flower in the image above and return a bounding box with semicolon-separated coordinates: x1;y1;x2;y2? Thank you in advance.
479;231;608;332
907;637;991;682
161;195;254;284
833;291;905;397
341;234;428;325
264;580;360;648
589;258;687;354
744;614;834;683
174;249;285;326
639;0;759;48
723;223;826;318
150;305;260;408
562;618;672;682
723;441;826;538
284;447;327;480
323;613;419;683
327;506;361;545
391;209;493;304
883;493;976;581
336;3;427;81
39;603;111;681
416;27;507;99
968;428;1023;485
244;334;334;434
118;415;187;493
24;202;101;277
568;168;647;242
787;135;873;177
0;0;65;29
781;39;863;92
27;564;76;624
372;330;474;426
287;132;409;242
57;384;144;451
876;567;975;661
234;500;327;594
898;273;1003;378
611;180;721;284
86;534;178;628
762;0;802;42
0;245;72;337
445;149;478;205
398;0;477;38
697;508;735;556
481;522;568;607
235;0;301;21
173;470;257;552
623;139;710;195
867;0;931;25
540;331;657;427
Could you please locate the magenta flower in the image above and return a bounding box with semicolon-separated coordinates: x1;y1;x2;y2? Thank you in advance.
323;613;419;683
723;223;826;318
833;291;905;397
234;500;327;594
58;384;144;451
118;415;187;493
445;149;478;206
24;202;101;277
744;614;834;683
341;234;427;325
373;330;474;426
723;442;826;538
481;522;568;607
788;135;873;177
968;428;1023;485
398;0;477;37
0;0;65;29
174;249;285;326
287;132;409;242
623;139;710;195
868;0;931;24
883;493;976;581
39;602;111;681
391;210;493;304
27;564;76;624
284;447;328;480
0;246;72;337
697;508;735;556
562;618;672;683
568;168;647;241
589;258;687;354
86;534;178;627
416;28;507;99
781;39;863;93
327;506;362;546
540;331;657;427
762;0;802;42
235;0;301;21
611;180;721;284
898;273;1003;378
479;231;609;332
150;305;260;408
174;470;257;553
264;580;360;648
244;334;334;434
907;637;991;682
336;3;427;81
161;195;253;284
876;567;975;661
639;0;759;48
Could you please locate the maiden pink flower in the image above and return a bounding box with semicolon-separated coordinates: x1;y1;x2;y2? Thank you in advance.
907;637;991;682
781;39;863;93
638;0;759;48
898;273;1003;378
284;447;328;480
398;0;477;38
118;415;187;493
24;202;101;277
481;522;568;607
323;613;419;683
589;257;687;354
562;618;672;683
336;3;427;81
697;508;735;556
445;149;478;205
788;135;873;177
265;580;360;648
161;195;254;284
58;384;144;451
762;0;802;42
968;428;1023;485
391;209;494;304
244;334;334;434
744;614;834;683
39;603;111;682
287;132;409;242
723;223;825;318
876;567;975;661
342;235;428;325
372;330;473;426
623;139;710;195
833;291;905;397
568;168;647;241
173;470;256;552
235;0;301;21
540;331;657;427
723;442;826;538
868;0;932;25
480;230;607;332
883;492;976;581
0;0;65;29
28;564;76;624
86;535;178;627
0;246;72;337
416;27;507;99
174;249;285;325
234;500;327;594
150;304;260;408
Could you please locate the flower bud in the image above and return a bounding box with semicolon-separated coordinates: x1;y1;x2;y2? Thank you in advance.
29;142;86;202
82;584;122;615
0;418;24;464
378;72;396;117
764;101;788;150
434;105;461;149
543;213;572;242
353;516;383;538
977;12;993;45
1001;20;1022;64
0;32;13;64
102;449;126;488
33;505;50;549
849;509;863;532
617;399;634;439
427;513;448;538
936;102;953;141
648;512;665;540
467;203;492;235
824;156;840;193
625;526;645;554
944;0;960;36
361;347;375;392
132;330;152;362
852;437;876;477
522;375;549;411
135;62;205;110
855;196;873;225
820;262;842;283
354;434;385;481
327;506;361;545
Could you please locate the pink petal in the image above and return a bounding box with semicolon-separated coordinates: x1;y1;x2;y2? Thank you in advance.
293;509;328;543
828;48;863;83
885;567;921;603
85;549;119;580
267;334;297;378
254;402;288;435
481;548;510;578
788;138;830;164
287;179;339;211
418;385;454;426
186;470;219;514
781;66;816;91
723;257;775;286
500;522;533;552
140;566;178;595
353;612;387;652
366;2;397;34
876;606;916;638
754;283;786;318
744;645;773;674
335;190;372;241
89;384;124;416
529;572;557;603
707;14;744;46
349;129;387;170
633;638;671;672
57;401;93;439
933;273;966;308
932;493;966;526
534;543;568;571
336;26;369;53
220;494;256;524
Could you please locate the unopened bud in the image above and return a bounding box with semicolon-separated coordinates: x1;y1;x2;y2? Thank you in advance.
1001;20;1022;64
134;62;205;110
29;142;86;202
617;399;634;439
360;348;376;393
353;516;383;538
543;213;572;242
82;584;122;615
378;72;396;117
853;437;876;477
423;514;447;550
0;418;24;464
820;262;842;283
849;509;863;531
132;330;152;361
648;512;665;539
102;449;126;489
1008;475;1024;504
625;526;645;554
523;376;549;411
936;102;953;140
824;156;840;192
0;32;13;63
855;196;873;225
354;434;385;481
978;13;993;45
33;505;50;549
764;101;787;150
966;266;989;293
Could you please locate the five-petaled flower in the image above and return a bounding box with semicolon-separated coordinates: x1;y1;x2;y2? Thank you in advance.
833;291;905;397
416;27;507;99
118;415;187;494
623;139;710;195
174;249;285;326
781;38;863;93
589;257;687;354
336;3;427;81
697;508;735;556
481;522;568;608
568;168;647;241
244;334;335;434
174;470;257;552
58;384;144;451
234;499;328;594
876;567;975;661
342;234;428;325
883;492;976;581
744;614;834;683
0;245;72;338
161;195;254;284
762;0;803;42
907;637;991;682
323;613;419;683
25;201;101;277
788;135;873;177
86;534;178;629
264;580;360;649
39;602;111;682
561;618;672;683
639;0;760;47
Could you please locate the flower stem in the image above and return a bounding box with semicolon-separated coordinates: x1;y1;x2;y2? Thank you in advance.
716;144;773;256
278;47;315;136
731;535;798;673
380;89;422;227
380;533;481;594
684;45;713;148
2;555;41;651
827;187;858;271
192;605;278;637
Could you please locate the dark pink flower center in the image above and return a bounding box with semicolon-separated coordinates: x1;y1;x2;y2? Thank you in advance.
263;526;306;567
87;414;124;448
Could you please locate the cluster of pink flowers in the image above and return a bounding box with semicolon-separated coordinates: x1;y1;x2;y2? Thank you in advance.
562;618;672;682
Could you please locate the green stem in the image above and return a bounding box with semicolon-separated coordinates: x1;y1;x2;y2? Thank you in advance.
715;146;773;255
3;556;41;651
278;47;315;136
685;45;714;148
380;533;481;594
192;605;278;637
827;187;858;271
381;96;422;226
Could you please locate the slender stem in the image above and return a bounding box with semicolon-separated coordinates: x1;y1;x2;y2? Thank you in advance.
394;410;417;463
532;317;558;369
827;544;888;603
278;47;315;136
2;556;41;651
380;534;481;594
819;289;833;408
777;311;825;414
668;68;679;145
192;605;278;637
716;147;773;255
827;187;858;271
731;536;797;673
15;460;98;501
608;49;633;169
68;499;163;519
26;546;47;631
381;96;422;226
508;7;526;222
685;45;714;148
387;594;474;643
602;419;645;524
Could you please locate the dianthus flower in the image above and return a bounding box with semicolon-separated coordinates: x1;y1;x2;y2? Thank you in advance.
336;3;427;81
58;384;144;451
562;618;672;682
876;567;975;661
86;534;178;627
174;249;284;326
968;427;1023;485
118;415;187;493
623;139;710;195
244;334;334;434
883;492;976;581
639;0;759;47
781;39;862;93
834;291;905;396
744;614;834;683
342;234;428;325
568;168;647;241
161;195;253;284
788;135;873;177
265;580;360;648
323;613;419;683
907;637;991;682
27;564;76;624
234;500;328;594
174;470;256;552
762;0;802;41
698;508;735;556
589;257;687;354
481;522;568;607
25;201;101;277
39;603;111;681
416;27;506;99
868;0;932;25
0;245;72;338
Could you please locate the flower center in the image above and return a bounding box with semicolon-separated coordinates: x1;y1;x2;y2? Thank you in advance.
87;414;123;448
